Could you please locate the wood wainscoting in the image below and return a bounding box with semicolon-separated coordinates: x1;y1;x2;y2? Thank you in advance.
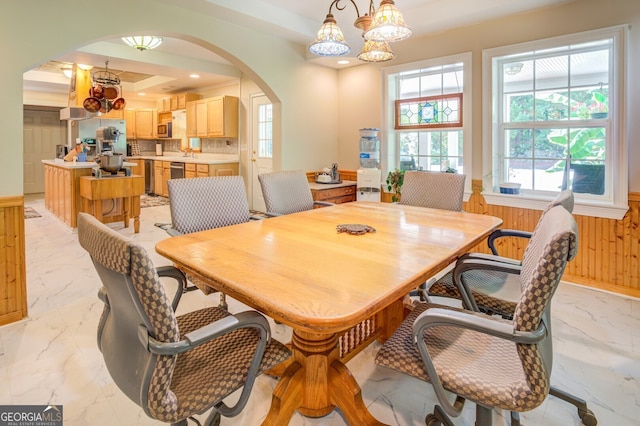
0;196;27;325
462;179;640;298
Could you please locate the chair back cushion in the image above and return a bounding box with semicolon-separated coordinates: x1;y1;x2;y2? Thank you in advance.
77;213;180;418
258;170;315;214
546;189;574;214
399;171;466;211
168;176;251;234
516;205;577;332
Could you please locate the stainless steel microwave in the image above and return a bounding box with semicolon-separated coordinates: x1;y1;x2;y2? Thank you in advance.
158;122;172;138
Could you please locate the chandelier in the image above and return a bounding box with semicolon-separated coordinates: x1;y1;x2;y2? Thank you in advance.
121;36;163;51
309;0;411;63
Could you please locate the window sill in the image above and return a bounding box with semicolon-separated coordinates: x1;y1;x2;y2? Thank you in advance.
483;192;628;220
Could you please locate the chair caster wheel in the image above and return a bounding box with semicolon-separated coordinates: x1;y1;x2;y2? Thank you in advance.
579;408;597;426
425;413;441;426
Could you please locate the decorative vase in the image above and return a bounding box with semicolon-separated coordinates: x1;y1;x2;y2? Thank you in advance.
359;128;380;169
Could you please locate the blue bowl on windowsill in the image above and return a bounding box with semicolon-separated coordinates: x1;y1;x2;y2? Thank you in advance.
499;182;521;194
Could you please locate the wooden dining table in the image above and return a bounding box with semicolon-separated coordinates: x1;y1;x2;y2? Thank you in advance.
155;201;502;425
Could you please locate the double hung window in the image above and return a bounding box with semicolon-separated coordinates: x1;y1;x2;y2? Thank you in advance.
482;26;627;218
383;53;472;194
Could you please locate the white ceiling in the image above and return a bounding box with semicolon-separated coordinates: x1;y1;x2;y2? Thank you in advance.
23;0;571;103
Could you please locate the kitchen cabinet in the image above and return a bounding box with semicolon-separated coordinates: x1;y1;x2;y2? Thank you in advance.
311;183;356;204
154;160;164;197
207;96;238;138
162;161;171;197
135;109;157;139
43;162;92;228
195;99;208;138
128;159;145;178
124;109;136;139
186;96;239;139
176;93;200;110
185;163;197;179
186;101;197;137
157;97;171;113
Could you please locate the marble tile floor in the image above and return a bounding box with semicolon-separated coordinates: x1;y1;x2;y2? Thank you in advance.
1;194;639;425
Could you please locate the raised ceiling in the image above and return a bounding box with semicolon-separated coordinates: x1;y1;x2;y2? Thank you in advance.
22;0;571;102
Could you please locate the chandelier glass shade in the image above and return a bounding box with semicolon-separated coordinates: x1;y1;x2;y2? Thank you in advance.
357;40;394;62
309;0;410;62
309;14;351;56
121;36;163;51
364;0;412;42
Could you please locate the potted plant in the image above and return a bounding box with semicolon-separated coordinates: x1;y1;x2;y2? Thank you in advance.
586;91;608;119
386;169;405;202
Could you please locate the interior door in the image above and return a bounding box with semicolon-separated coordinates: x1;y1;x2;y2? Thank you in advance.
23;108;65;194
250;94;273;212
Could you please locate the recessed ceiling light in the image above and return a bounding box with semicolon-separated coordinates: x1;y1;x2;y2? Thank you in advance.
337;60;350;65
189;74;200;79
138;93;146;96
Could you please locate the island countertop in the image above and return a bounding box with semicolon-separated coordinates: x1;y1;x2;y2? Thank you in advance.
128;154;240;165
41;159;138;169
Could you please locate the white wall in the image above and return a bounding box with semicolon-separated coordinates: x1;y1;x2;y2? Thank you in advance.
0;0;338;197
336;0;640;190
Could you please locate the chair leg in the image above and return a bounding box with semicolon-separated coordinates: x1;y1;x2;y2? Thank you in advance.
510;410;520;426
549;386;597;425
425;405;456;426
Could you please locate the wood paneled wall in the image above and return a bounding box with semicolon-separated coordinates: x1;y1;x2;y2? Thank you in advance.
0;196;27;325
463;179;640;298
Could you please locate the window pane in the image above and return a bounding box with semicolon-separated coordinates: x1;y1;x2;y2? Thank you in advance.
400;76;420;98
535;55;568;90
505;158;533;189
535;90;569;121
570;161;605;195
420;74;442;96
506;93;534;122
570;49;609;87
506;129;533;158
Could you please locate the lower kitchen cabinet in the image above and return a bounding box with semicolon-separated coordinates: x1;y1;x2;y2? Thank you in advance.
44;163;92;227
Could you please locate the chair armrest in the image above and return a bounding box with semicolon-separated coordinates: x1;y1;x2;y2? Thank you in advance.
459;252;522;265
452;257;522;312
264;211;283;217
165;227;183;237
411;307;547;418
249;215;265;221
487;228;532;256
313;201;335;207
156;265;187;310
140;310;270;356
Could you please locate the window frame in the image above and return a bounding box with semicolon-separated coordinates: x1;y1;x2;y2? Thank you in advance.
482;25;628;219
382;52;473;197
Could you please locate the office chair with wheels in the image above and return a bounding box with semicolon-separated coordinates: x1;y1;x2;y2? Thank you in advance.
77;212;290;426
167;176;262;309
376;206;578;426
425;189;597;425
258;170;334;217
399;170;466;211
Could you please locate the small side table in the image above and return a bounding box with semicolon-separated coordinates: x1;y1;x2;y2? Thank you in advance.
79;175;144;233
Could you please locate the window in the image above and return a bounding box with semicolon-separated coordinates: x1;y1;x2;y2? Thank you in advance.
482;26;627;219
257;103;273;158
382;53;472;192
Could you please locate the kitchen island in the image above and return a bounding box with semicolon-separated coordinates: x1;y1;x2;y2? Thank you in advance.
42;160;139;228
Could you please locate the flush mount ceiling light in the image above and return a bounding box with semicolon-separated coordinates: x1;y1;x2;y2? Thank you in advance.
309;0;410;63
121;36;163;51
61;66;73;78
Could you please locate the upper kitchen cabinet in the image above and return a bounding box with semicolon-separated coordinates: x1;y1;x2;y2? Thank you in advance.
186;95;239;139
207;96;238;138
124;109;136;139
173;93;200;110
157;97;171;113
135;109;157;139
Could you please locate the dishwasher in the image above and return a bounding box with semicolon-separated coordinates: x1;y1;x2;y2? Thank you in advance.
170;162;185;179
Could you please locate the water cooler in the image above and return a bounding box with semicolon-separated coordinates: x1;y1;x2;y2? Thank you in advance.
357;128;382;202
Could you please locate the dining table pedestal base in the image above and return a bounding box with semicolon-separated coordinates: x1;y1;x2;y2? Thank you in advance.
263;328;386;426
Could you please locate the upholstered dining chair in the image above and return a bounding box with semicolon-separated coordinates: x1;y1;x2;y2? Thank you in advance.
167;176;261;309
375;205;578;426
77;212;290;426
399;170;466;300
424;189;597;425
258;170;334;216
399;170;466;211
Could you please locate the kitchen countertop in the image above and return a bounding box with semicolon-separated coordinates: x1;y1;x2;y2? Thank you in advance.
42;159;138;169
308;180;357;190
130;154;240;164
